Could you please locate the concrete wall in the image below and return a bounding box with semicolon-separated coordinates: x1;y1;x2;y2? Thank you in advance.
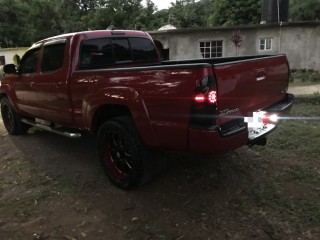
0;47;28;65
150;22;320;71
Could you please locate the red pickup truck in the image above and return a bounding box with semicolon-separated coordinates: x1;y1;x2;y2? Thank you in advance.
0;30;293;189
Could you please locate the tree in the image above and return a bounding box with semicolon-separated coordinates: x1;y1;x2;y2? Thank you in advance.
168;0;207;28
208;0;262;27
290;0;320;21
0;0;26;47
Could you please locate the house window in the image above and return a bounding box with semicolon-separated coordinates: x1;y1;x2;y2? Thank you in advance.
260;38;272;51
200;41;223;58
0;56;5;65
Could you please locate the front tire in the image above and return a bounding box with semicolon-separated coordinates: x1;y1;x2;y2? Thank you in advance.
98;117;145;190
0;97;29;135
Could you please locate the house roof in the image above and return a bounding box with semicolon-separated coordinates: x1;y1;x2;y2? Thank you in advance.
149;21;320;35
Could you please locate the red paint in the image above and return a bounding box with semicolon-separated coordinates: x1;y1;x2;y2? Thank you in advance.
0;30;293;154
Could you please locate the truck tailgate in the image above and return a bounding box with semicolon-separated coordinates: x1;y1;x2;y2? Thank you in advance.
213;55;289;125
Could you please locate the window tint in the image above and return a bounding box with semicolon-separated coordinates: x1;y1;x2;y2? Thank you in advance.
42;43;65;72
130;38;158;62
79;37;158;68
80;38;113;68
20;48;40;74
112;39;131;62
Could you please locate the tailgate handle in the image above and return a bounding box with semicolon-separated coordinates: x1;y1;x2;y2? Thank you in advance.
256;68;266;81
256;76;266;81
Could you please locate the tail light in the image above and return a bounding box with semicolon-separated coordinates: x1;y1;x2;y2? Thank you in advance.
190;75;218;128
194;90;217;104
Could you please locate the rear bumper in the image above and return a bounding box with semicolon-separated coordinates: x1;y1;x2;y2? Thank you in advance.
188;93;294;154
189;127;249;155
264;93;294;114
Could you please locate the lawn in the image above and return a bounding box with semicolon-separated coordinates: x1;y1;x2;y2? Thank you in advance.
0;95;319;240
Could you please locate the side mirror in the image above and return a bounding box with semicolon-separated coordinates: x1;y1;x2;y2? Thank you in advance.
3;64;18;75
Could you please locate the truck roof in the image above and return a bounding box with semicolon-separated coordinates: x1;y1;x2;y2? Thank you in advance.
33;30;150;46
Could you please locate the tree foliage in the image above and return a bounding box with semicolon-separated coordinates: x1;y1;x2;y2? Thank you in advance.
0;0;318;48
208;0;262;27
290;0;320;21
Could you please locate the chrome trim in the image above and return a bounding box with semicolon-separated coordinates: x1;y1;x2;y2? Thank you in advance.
21;119;81;138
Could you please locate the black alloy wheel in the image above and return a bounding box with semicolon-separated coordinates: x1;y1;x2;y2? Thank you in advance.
98;117;144;190
0;97;29;135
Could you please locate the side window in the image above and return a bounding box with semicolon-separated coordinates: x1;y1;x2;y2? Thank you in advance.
80;38;113;68
42;43;65;72
130;38;158;62
112;39;131;62
20;48;40;74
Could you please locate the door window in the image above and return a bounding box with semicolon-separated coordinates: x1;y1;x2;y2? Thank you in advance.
19;48;40;74
42;43;66;72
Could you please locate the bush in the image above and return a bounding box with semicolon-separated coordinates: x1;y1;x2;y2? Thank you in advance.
290;69;320;83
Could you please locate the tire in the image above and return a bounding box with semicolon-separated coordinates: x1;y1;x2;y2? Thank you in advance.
98;116;145;190
0;97;30;135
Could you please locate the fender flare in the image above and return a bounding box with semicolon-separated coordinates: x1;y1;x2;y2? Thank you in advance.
0;81;21;114
84;86;160;149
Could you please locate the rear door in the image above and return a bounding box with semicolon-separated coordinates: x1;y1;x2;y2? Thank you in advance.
213;55;289;125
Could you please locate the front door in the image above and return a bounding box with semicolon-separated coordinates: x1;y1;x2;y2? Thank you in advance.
14;47;41;117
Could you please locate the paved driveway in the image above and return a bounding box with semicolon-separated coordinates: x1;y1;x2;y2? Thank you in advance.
289;84;320;95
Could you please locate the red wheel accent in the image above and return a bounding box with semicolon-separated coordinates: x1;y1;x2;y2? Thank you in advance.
1;97;30;135
1;102;14;132
101;130;133;180
98;117;144;190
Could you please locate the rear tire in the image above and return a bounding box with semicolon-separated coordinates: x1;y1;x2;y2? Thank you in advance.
98;116;145;190
0;97;30;135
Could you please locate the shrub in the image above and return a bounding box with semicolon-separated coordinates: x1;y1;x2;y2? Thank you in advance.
290;69;320;83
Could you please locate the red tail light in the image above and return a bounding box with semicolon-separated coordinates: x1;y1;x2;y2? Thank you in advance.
190;75;217;127
193;90;217;104
194;94;206;103
208;90;217;104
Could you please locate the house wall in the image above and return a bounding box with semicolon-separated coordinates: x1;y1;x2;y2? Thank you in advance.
150;22;320;71
0;47;28;65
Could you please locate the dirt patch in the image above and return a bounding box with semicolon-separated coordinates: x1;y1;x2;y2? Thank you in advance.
289;84;320;95
1;97;320;239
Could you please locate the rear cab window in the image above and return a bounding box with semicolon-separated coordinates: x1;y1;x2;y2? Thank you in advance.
79;37;158;69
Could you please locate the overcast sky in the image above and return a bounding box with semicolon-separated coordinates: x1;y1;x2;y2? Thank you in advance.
142;0;173;10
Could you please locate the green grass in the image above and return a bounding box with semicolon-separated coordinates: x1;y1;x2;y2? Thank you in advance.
0;95;319;240
228;95;320;238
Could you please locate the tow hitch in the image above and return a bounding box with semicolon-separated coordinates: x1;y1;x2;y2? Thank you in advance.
248;136;267;147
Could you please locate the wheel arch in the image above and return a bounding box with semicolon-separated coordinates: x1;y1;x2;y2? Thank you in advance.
91;104;133;134
90;102;160;149
86;87;160;149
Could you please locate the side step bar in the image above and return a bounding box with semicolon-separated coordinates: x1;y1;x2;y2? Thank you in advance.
21;119;81;138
